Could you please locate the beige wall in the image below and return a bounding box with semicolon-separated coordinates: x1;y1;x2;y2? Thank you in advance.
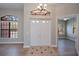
55;3;79;18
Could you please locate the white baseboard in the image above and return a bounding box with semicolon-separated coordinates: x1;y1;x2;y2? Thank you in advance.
66;37;75;41
23;45;30;48
50;45;57;47
66;37;71;39
77;51;79;56
57;37;66;39
0;42;24;44
23;45;57;48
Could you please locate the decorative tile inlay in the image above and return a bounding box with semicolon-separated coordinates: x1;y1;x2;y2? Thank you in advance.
26;46;58;56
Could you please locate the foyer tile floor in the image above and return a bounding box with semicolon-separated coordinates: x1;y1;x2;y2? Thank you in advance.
24;46;58;56
0;39;78;56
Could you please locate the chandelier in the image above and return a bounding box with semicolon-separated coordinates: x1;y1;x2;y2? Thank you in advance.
30;4;50;16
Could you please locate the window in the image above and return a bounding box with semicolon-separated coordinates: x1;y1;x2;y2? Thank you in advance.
0;15;18;38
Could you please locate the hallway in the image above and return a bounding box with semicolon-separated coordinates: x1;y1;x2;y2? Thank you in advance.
58;38;78;56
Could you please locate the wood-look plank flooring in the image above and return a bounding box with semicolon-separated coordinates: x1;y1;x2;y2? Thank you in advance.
0;39;78;56
58;38;78;56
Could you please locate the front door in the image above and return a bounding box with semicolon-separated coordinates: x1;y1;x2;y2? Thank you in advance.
30;20;51;46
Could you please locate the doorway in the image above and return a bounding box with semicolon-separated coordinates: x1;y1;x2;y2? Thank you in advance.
57;16;78;55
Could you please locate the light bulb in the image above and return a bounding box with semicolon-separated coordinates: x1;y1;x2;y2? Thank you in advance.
44;4;47;9
44;4;47;7
64;18;69;21
47;21;48;23
32;21;35;23
64;18;67;21
36;21;39;23
42;21;45;23
39;3;43;6
37;6;40;9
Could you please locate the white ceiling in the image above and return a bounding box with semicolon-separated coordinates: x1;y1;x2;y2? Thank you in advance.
0;3;24;9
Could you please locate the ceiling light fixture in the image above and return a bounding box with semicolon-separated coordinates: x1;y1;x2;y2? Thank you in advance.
30;4;50;16
64;18;69;21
